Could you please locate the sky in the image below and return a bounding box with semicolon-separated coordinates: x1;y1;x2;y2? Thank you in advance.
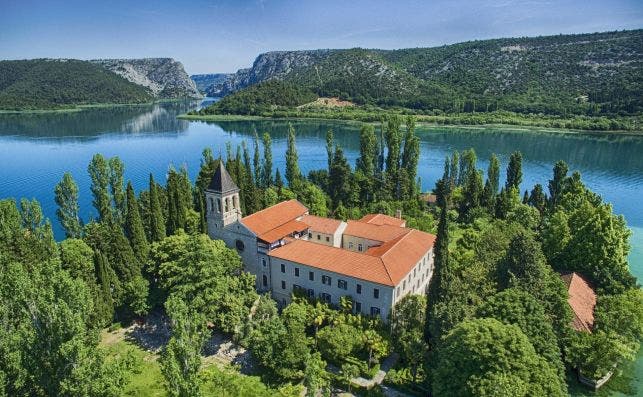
1;0;642;74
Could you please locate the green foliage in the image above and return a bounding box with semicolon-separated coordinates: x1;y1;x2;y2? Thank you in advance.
148;231;258;333
0;59;152;110
148;174;166;242
433;318;567;397
317;323;362;364
88;154;113;223
285;124;302;189
161;296;208;397
54;172;83;238
202;365;301;397
124;182;149;264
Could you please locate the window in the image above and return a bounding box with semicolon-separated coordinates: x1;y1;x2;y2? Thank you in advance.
356;284;362;294
370;307;381;316
307;288;315;298
355;302;362;313
309;271;315;281
308;232;312;238
233;195;238;209
280;263;285;273
338;279;347;290
403;280;407;290
326;236;330;242
293;284;303;292
322;275;332;286
348;242;354;249
216;198;222;213
414;268;417;277
225;197;230;212
317;234;321;240
294;267;300;277
281;280;286;289
262;275;267;287
396;286;400;297
262;258;267;267
320;293;331;303
235;239;245;252
209;197;214;213
373;288;379;299
358;243;363;252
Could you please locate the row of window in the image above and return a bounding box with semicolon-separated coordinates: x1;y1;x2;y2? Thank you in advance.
308;232;331;243
347;242;364;252
208;195;238;214
279;263;380;298
291;285;380;316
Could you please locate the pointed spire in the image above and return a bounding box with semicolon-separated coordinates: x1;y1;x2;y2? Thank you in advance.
207;161;239;194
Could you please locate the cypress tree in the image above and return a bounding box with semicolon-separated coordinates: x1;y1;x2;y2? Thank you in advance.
285;124;301;189
54;172;83;238
275;168;284;194
449;151;459;188
425;182;451;342
253;131;261;185
88;153;112;223
125;182;149;263
505;151;523;190
356;125;377;179
528;184;547;214
166;169;178;235
329;145;352;208
548;160;568;209
149;174;166;242
482;154;500;211
401;116;420;199
195;149;216;233
262;132;273;187
94;250;115;325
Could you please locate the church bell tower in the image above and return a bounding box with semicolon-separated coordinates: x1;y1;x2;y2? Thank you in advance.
205;161;241;236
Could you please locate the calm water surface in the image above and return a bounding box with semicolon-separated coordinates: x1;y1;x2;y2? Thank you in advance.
0;100;641;395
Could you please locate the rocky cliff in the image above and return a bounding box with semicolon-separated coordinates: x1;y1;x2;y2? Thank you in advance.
208;50;333;96
190;73;231;93
92;58;202;99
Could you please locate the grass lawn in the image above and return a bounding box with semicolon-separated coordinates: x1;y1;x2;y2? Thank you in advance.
101;329;167;397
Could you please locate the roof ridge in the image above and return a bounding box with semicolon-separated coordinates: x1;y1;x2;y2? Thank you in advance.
243;199;303;220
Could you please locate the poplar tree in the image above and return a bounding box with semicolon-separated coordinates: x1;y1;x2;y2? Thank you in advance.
54;172;83;238
548;160;568;209
108;156;126;225
528;184;547;214
506;151;523;190
482;154;500;211
94;250;115;325
449;151;459;188
326;129;334;171
125;181;149;263
401;116;420;198
195;149;216;233
149;173;166;242
253;131;261;184
88;153;112;223
262;132;273;187
356;125;377;179
285;124;301;189
329;146;352;208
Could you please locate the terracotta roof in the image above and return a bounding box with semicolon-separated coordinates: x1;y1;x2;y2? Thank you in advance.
207;162;239;194
344;220;408;242
270;228;436;286
561;272;597;333
359;213;406;227
270;239;394;285
301;214;343;234
366;229;436;285
258;219;309;243
240;199;308;236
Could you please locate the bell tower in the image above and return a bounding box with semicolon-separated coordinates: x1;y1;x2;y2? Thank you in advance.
205;161;241;236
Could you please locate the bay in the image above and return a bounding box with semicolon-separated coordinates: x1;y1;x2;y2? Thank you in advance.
0;100;641;395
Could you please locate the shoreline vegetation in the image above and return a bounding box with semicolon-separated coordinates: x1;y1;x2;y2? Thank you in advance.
0;98;200;114
179;110;643;135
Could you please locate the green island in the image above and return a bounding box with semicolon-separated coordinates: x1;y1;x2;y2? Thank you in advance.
1;116;641;396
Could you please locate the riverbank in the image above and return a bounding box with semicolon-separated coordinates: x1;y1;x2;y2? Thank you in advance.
179;113;643;136
0;97;202;114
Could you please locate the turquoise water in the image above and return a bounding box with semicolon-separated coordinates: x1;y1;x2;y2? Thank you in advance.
0;100;641;394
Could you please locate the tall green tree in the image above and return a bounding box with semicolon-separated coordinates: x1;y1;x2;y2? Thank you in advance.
325;129;334;172
125;181;149;263
401;116;420;199
482;154;500;211
505;151;523;190
528;183;547;214
161;296;208;397
108;156;126;224
54;172;83;238
253;131;262;184
285;124;301;189
548;160;569;209
262;132;273;188
328;146;352;208
148;174;166;242
88;154;112;223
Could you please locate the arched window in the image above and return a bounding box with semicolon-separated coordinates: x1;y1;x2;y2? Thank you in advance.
209;197;214;213
225;197;230;212
232;195;238;209
262;275;268;287
216;198;222;213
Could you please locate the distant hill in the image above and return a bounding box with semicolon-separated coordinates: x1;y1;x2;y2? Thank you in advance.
190;73;231;93
0;59;153;110
209;29;643;116
0;58;201;110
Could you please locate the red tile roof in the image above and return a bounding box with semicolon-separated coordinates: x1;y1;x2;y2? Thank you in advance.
258;219;309;243
561;272;597;333
360;213;406;227
301;214;343;234
270;227;436;286
344;220;408;242
241;199;308;236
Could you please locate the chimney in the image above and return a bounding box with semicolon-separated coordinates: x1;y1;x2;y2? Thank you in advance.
395;209;402;219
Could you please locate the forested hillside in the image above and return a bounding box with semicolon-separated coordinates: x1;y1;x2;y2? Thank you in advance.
0;59;153;110
206;29;643;117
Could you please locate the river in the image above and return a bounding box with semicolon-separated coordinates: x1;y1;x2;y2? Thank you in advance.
0;100;641;395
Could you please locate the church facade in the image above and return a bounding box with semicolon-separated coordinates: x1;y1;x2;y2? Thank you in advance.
205;163;436;320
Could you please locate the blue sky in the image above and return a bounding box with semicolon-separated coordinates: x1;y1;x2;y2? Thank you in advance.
1;0;642;74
